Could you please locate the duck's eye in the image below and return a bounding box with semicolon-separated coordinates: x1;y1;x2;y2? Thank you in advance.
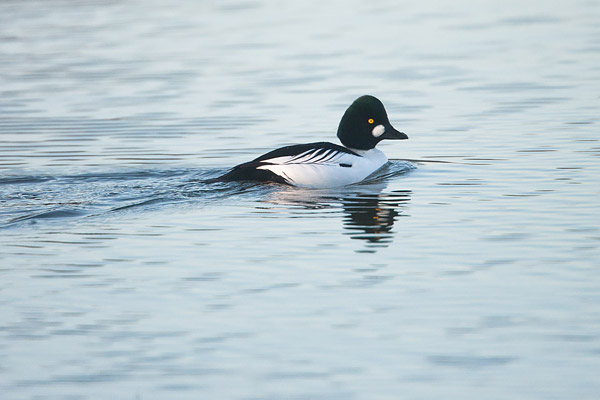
368;118;374;124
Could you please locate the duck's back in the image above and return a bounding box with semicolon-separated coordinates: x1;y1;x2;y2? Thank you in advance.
219;142;388;188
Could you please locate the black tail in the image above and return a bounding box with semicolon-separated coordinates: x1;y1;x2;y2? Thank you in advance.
205;163;289;185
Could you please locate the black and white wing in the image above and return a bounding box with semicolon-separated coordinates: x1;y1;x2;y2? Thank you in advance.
217;142;363;185
254;142;359;166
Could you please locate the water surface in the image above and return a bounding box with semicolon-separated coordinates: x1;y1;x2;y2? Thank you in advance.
1;0;599;399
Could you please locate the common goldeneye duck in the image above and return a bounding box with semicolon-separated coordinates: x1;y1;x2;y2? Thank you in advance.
218;95;408;188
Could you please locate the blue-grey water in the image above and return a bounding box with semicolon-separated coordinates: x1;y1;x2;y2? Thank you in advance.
1;1;599;399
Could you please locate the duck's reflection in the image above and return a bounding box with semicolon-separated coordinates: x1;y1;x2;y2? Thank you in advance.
264;184;411;252
341;190;410;250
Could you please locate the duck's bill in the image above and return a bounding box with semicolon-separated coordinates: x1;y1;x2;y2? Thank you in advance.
382;127;408;140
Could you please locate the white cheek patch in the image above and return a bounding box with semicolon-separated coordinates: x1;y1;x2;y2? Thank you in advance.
371;124;385;138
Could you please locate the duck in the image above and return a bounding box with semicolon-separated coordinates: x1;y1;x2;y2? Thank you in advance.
217;95;408;188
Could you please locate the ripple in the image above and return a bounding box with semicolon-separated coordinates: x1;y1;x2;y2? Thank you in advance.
428;355;517;368
8;209;88;224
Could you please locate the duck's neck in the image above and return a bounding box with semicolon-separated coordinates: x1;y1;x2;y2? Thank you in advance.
346;147;376;156
347;147;388;165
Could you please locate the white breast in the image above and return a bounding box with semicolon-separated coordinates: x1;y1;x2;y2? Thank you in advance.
257;148;388;188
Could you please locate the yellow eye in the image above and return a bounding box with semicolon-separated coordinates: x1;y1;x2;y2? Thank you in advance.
368;118;374;124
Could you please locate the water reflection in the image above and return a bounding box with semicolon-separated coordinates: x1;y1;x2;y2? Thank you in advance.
265;185;411;252
342;190;411;252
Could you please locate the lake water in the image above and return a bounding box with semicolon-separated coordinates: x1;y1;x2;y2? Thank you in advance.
1;0;599;399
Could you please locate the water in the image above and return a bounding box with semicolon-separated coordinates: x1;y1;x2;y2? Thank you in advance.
1;0;599;398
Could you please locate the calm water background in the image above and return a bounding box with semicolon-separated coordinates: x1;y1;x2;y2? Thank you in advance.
1;0;599;399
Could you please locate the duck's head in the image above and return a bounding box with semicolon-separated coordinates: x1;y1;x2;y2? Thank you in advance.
337;95;408;150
